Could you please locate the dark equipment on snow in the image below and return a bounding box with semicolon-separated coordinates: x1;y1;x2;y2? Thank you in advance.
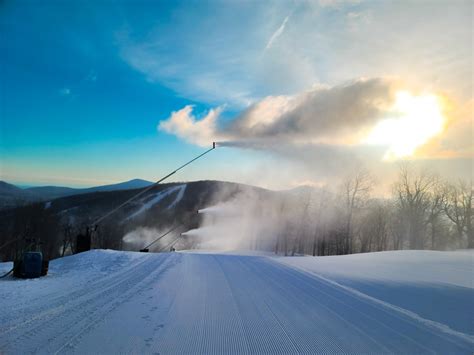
0;238;49;279
16;252;42;278
76;232;91;253
12;251;49;279
75;226;96;254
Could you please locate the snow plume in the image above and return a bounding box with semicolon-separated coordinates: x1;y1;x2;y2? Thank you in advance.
122;227;166;250
182;185;336;252
184;190;280;250
158;78;396;149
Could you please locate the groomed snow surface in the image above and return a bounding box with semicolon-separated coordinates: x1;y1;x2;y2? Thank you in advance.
0;250;473;354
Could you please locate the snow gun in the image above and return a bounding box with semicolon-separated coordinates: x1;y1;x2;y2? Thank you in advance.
74;143;217;254
139;224;183;252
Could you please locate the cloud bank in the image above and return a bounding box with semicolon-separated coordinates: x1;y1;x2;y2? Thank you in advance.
159;78;396;149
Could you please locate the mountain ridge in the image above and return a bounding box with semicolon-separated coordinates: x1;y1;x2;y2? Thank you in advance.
0;179;154;209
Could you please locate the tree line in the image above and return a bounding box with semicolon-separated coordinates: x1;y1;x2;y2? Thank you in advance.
0;169;471;262
274;165;473;256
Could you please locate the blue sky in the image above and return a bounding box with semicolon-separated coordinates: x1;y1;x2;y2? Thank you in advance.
1;0;472;189
1;0;251;186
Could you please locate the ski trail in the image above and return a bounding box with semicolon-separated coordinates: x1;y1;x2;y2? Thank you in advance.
124;184;186;221
280;259;474;346
167;184;186;209
1;252;472;354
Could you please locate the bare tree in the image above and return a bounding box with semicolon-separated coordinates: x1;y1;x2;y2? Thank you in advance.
341;168;373;254
393;164;436;249
426;182;446;250
389;207;406;250
61;223;75;256
311;189;330;256
444;180;473;248
359;200;389;253
296;192;312;255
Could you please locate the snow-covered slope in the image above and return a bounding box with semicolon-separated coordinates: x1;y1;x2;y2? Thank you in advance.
0;250;472;354
277;250;474;338
277;250;473;288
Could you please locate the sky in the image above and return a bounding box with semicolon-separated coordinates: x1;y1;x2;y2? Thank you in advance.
0;0;472;192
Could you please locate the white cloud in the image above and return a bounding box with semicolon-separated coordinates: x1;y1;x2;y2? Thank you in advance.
159;78;396;148
158;105;226;146
318;0;361;8
119;1;471;109
264;15;289;51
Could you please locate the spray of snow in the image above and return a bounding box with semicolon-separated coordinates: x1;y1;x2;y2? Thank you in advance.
183;185;327;251
185;187;338;253
122;227;167;250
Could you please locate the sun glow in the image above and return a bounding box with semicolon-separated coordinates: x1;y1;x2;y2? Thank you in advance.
364;91;446;160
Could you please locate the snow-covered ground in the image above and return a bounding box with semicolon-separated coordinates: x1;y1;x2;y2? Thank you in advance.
0;250;473;354
277;250;474;338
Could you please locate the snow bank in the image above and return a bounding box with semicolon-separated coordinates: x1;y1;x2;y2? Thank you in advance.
0;250;151;317
276;250;474;335
277;250;474;288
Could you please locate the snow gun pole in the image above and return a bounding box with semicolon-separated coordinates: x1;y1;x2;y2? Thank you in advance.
159;234;181;253
140;224;182;252
92;143;217;227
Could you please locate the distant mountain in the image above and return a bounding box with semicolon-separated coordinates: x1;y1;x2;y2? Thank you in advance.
0;179;154;209
0;181;40;209
0;181;24;194
83;179;153;192
24;186;79;200
25;179;154;199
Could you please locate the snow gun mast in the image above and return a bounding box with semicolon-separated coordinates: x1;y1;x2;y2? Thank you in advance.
75;142;217;254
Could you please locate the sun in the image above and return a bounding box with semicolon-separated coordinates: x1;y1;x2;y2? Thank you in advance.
364;91;446;160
